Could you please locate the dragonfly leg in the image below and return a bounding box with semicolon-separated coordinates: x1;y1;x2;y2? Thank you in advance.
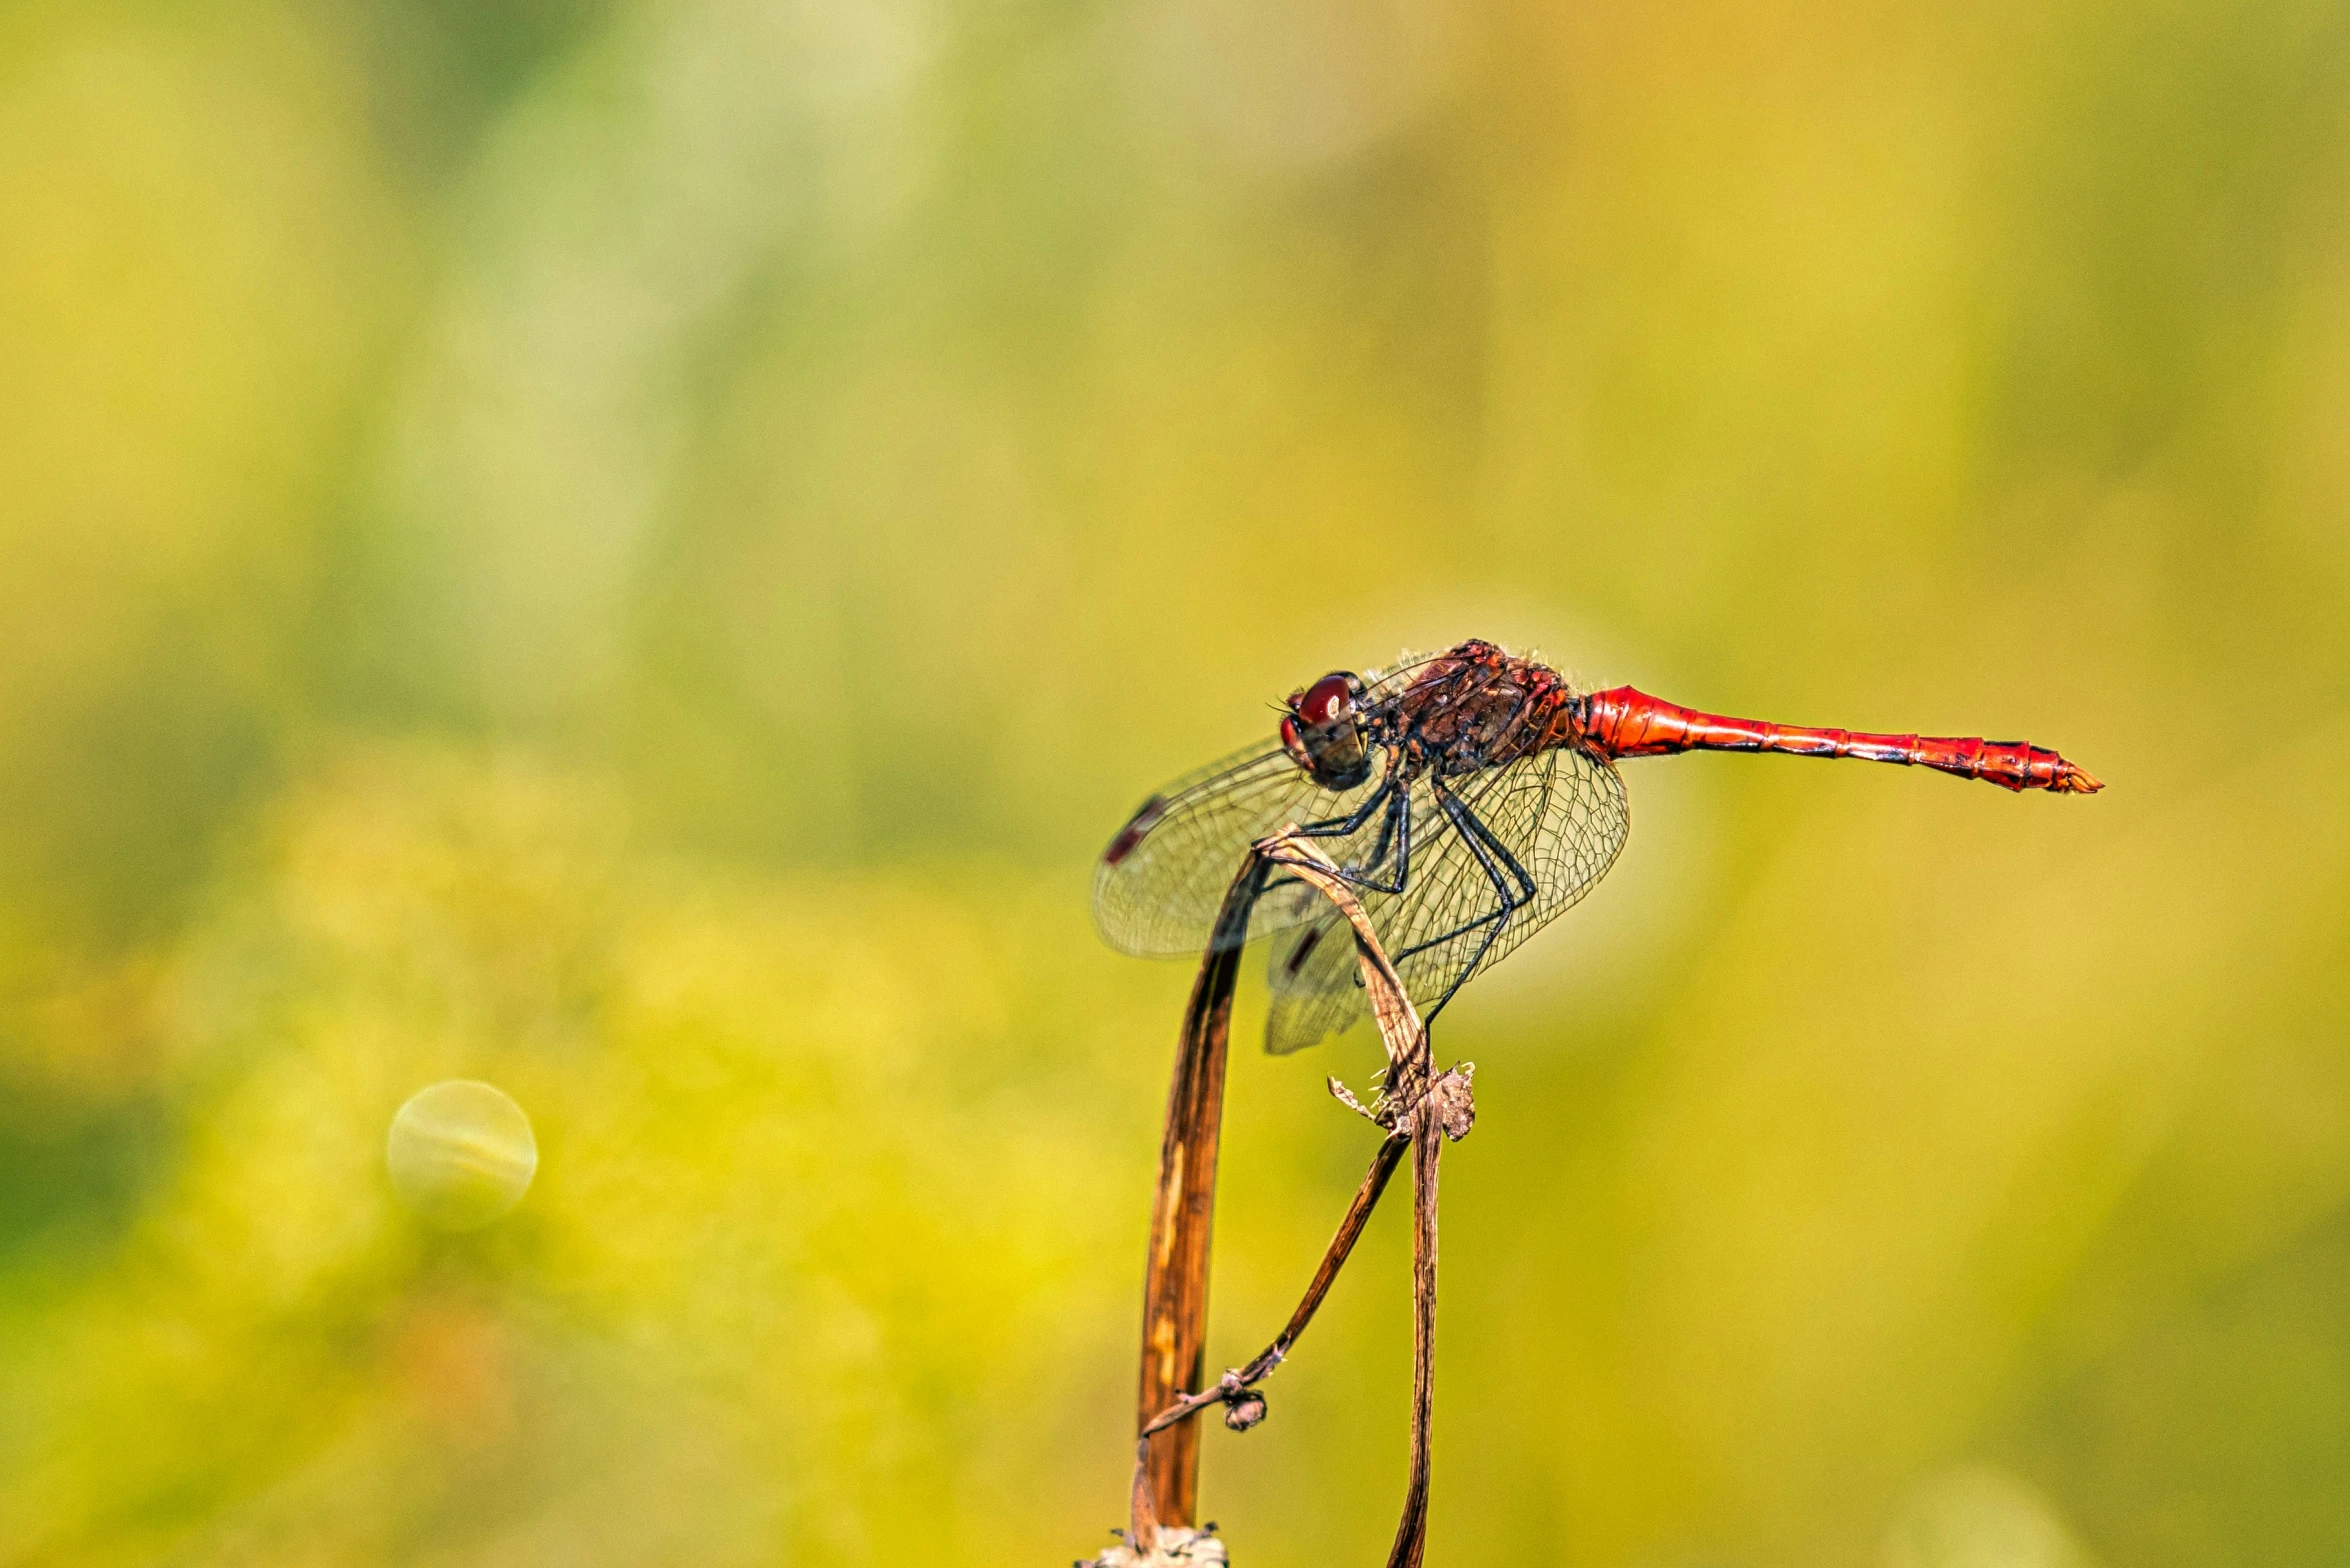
1397;784;1539;1020
1355;784;1402;877
1293;774;1393;840
1333;780;1412;895
1283;762;1414;896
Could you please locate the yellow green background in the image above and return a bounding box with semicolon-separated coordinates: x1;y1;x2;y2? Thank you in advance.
2;0;2345;1563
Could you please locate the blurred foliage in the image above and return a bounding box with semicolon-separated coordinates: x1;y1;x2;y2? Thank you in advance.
0;0;2346;1563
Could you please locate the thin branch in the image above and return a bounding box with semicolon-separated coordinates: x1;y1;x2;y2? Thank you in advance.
1247;838;1463;1568
1140;1131;1410;1438
1383;1109;1441;1568
1258;840;1432;1084
1118;831;1472;1566
1133;854;1274;1534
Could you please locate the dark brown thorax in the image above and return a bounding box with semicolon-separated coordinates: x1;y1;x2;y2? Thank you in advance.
1376;640;1580;779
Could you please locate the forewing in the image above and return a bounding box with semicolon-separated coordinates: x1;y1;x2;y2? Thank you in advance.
1093;742;1379;957
1263;746;1630;1054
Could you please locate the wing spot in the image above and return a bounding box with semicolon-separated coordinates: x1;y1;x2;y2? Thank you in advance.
1103;795;1168;866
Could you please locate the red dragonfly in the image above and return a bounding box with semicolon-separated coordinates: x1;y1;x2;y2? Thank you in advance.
1095;639;2101;1056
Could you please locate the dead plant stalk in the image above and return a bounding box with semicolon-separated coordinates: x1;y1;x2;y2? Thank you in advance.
1099;832;1474;1567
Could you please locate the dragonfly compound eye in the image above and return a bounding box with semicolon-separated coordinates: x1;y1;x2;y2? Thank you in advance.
1281;671;1373;790
1297;673;1355;727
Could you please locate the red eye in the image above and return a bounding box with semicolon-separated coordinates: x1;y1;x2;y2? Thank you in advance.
1299;674;1354;727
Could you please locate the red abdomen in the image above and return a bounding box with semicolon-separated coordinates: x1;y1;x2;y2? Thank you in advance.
1571;686;2102;794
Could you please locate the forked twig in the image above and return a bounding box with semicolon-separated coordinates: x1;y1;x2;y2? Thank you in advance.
1104;833;1471;1566
1259;841;1461;1568
1139;1132;1410;1440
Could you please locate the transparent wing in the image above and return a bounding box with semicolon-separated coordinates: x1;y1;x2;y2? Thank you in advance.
1093;652;1455;960
1092;741;1388;958
1263;893;1369;1052
1263;745;1630;1055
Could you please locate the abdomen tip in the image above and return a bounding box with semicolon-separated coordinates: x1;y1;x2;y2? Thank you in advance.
2057;764;2104;794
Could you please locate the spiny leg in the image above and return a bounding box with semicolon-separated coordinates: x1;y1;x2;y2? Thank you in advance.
1355;780;1405;879
1400;783;1538;1021
1334;778;1412;895
1390;793;1528;963
1281;761;1414;896
1293;772;1392;839
1262;775;1416;1000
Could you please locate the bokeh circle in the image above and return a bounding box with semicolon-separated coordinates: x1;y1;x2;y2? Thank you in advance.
386;1080;538;1231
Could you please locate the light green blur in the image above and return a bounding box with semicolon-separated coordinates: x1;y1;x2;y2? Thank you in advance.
0;0;2345;1564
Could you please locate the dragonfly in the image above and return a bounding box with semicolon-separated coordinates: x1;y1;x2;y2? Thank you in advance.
1094;639;2101;1056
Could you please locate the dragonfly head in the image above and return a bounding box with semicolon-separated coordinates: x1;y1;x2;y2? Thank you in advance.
1280;671;1374;790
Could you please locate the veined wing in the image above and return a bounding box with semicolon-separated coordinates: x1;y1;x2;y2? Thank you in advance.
1093;740;1388;958
1263;744;1629;1054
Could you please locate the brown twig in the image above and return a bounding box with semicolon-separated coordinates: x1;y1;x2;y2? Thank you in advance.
1384;1108;1441;1568
1133;854;1274;1535
1262;840;1456;1568
1114;833;1471;1565
1139;1130;1410;1439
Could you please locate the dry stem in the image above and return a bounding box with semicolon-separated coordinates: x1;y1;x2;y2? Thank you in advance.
1112;832;1468;1566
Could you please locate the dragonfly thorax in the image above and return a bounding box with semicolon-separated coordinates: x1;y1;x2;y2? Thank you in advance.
1385;643;1576;779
